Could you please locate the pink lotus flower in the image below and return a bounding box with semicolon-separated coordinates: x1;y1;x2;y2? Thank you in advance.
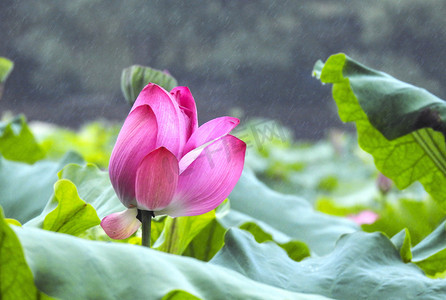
347;210;379;225
101;83;246;239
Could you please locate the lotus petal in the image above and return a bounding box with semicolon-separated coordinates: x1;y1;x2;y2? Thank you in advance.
135;147;179;211
171;86;198;141
109;105;158;207
100;208;141;240
159;135;246;217
182;116;239;155
132;83;186;158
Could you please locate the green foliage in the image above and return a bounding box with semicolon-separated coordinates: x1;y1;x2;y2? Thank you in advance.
0;152;83;224
238;121;375;201
23;163;120;234
229;168;358;256
239;221;310;262
362;197;444;245
121;65;178;106
5;218;21;227
0;207;53;300
161;290;202;300
318;195;445;247
316;176;338;192
182;215;226;261
211;229;446;299
412;221;446;277
390;228;412;263
155;211;216;255
315;53;446;209
33;121;119;168
5;106;446;298
12;224;329;300
0;115;45;163
42;179;100;235
0;57;13;83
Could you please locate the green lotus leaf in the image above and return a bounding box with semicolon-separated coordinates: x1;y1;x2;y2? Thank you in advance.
182;217;226;261
211;228;446;299
0;207;54;299
161;290;202;300
42;179;100;235
412;220;446;276
154;210;216;255
228;168;358;255
314;53;446;208
239;221;310;261
390;228;412;263
0;152;84;223
121;65;178;106
0;115;45;164
0;57;13;83
12;225;330;300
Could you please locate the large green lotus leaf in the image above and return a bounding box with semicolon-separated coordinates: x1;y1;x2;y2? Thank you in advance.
412;220;446;276
0;57;13;83
12;226;331;300
0;152;84;224
121;65;178;106
154;210;216;255
181;199;230;261
42;179;100;235
26;163;121;228
314;53;446;208
228;168;358;255
182;199;310;262
239;221;310;262
0;115;45;163
0;208;53;300
57;163;122;218
211;228;446;299
182;217;226;261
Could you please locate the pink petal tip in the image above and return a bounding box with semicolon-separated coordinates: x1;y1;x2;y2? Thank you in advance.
101;208;141;239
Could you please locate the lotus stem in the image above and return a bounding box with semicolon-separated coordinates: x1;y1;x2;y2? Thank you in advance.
141;210;153;247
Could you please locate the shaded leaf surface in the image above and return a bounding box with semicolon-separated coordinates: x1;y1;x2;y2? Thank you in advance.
211;229;446;299
0;152;83;223
58;163;122;218
412;220;446;276
154;211;215;255
228;168;358;255
240;221;310;261
26;163;121;229
13;226;330;300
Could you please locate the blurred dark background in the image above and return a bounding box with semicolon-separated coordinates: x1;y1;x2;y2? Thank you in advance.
1;0;445;139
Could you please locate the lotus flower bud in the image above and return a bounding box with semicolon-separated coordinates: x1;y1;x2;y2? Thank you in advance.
101;83;246;239
377;173;392;195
